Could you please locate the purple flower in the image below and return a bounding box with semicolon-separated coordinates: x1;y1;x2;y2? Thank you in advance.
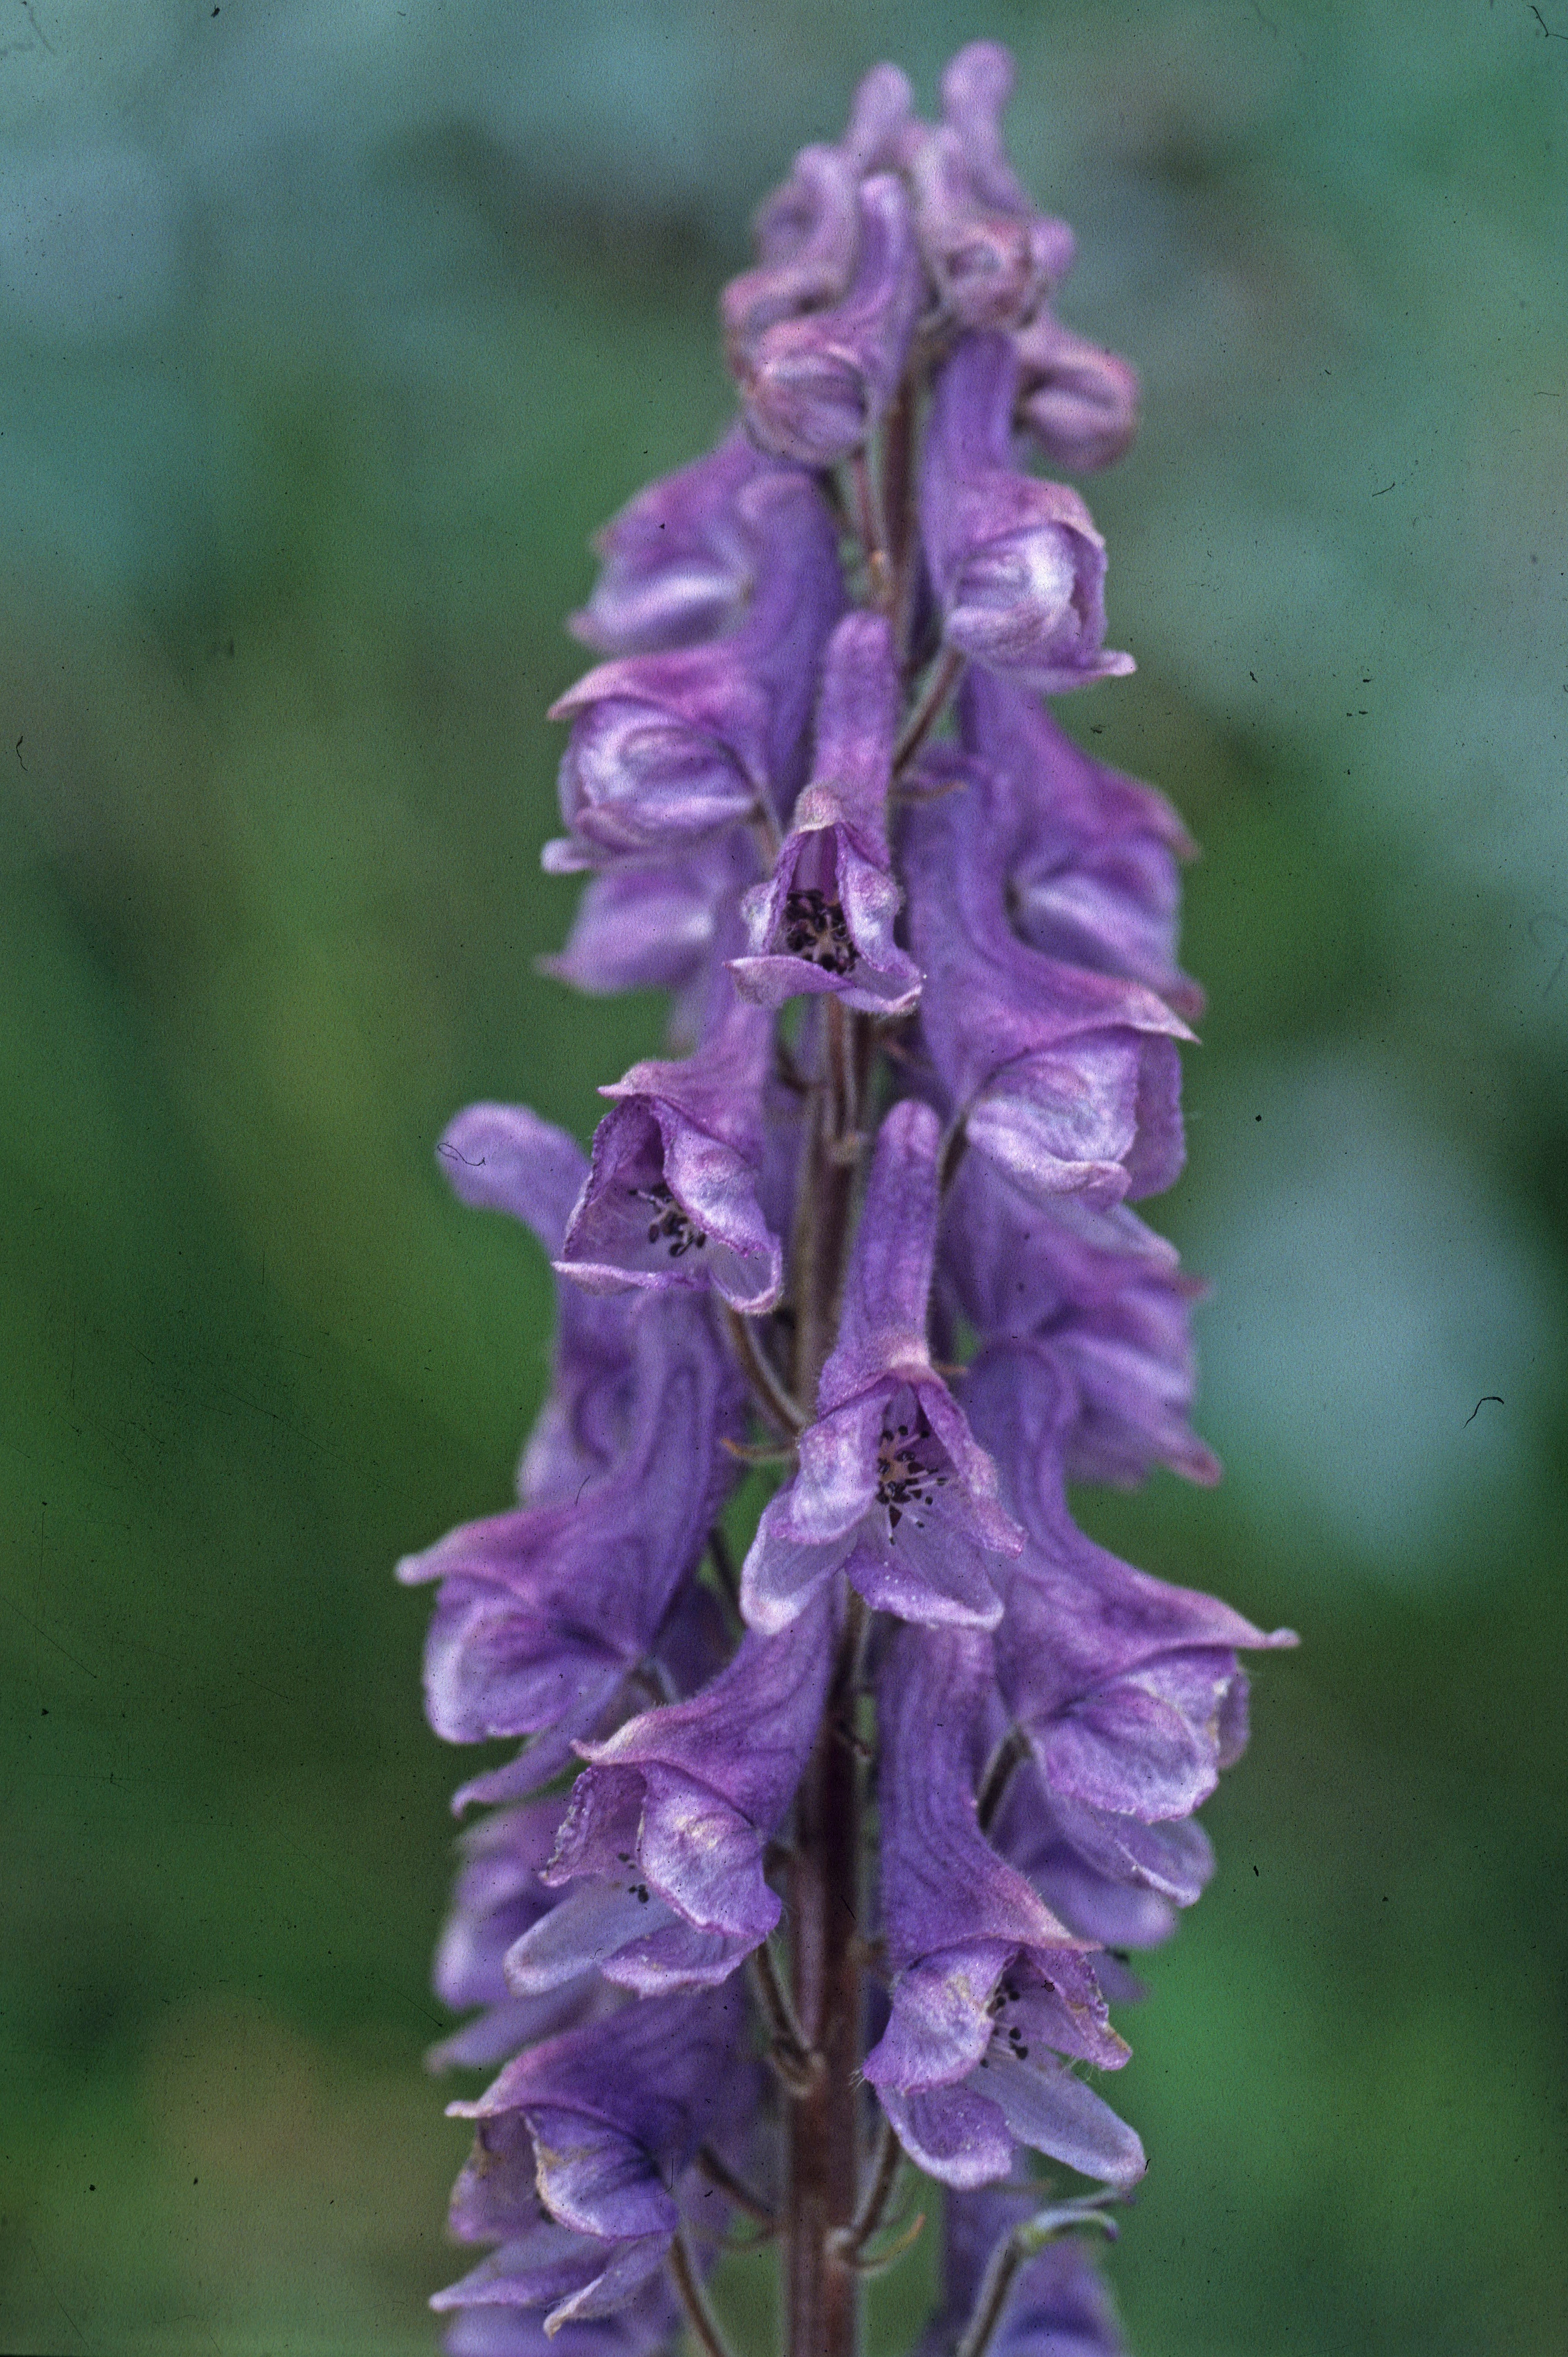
905;781;1193;1212
920;331;1134;692
864;1623;1144;2194
1012;308;1141;474
505;1584;837;1998
428;1799;615;2073
558;998;783;1312
742;1098;1023;1634
727;172;924;466
901;44;1074;333
936;44;1077;285
569;426;781;657
434;1102;639;1506
544;471;843;870
434;2203;686;2354
956;666;1202;1020
397;1297;740;1793
540;834;761;1050
441;1990;748;2329
940;1156;1221;1489
729;611;922;1015
964;1340;1294;1826
986;1747;1210;1951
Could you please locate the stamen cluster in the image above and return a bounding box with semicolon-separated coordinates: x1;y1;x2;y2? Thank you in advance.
404;44;1292;2357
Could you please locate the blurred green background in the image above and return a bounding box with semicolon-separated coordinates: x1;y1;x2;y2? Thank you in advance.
1;2;1564;2351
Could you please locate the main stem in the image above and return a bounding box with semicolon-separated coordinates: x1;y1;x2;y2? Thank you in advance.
785;998;868;2357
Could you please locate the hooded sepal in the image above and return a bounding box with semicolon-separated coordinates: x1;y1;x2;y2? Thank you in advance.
728;173;924;467
504;1585;839;1994
558;999;783;1311
546;471;843;868
920;331;1133;693
740;1101;1022;1633
730;611;921;1014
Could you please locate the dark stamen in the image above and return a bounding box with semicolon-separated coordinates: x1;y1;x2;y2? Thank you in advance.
629;1179;708;1259
781;886;857;975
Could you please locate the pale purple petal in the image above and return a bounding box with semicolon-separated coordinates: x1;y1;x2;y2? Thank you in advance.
921;332;1134;693
569;426;781;656
546;472;843;867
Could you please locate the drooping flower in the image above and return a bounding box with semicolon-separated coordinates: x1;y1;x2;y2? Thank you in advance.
729;609;922;1015
569;426;781;657
864;1623;1145;2193
544;471;843;871
397;1295;741;1796
901;42;1074;332
441;1990;750;2332
905;779;1192;1212
1011;307;1141;474
920;329;1134;693
741;1098;1023;1634
557;998;784;1312
940;1153;1221;1490
726;172;924;468
539;834;762;1050
963;1341;1294;1830
504;1584;837;1996
955;664;1202;1020
427;1797;614;2073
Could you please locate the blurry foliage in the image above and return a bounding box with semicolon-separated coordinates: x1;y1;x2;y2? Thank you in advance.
0;2;1564;2352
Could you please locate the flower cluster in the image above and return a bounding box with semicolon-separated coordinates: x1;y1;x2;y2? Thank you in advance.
406;45;1291;2357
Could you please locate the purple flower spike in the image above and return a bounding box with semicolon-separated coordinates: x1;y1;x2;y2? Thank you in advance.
864;1624;1143;2195
410;65;1290;2351
559;999;783;1312
965;1340;1294;1824
958;667;1202;1020
906;784;1193;1211
569;426;780;657
506;1586;838;1997
545;470;843;870
729;611;922;1014
397;1301;739;1787
729;173;924;468
921;331;1134;692
741;1099;1022;1635
1012;309;1141;475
